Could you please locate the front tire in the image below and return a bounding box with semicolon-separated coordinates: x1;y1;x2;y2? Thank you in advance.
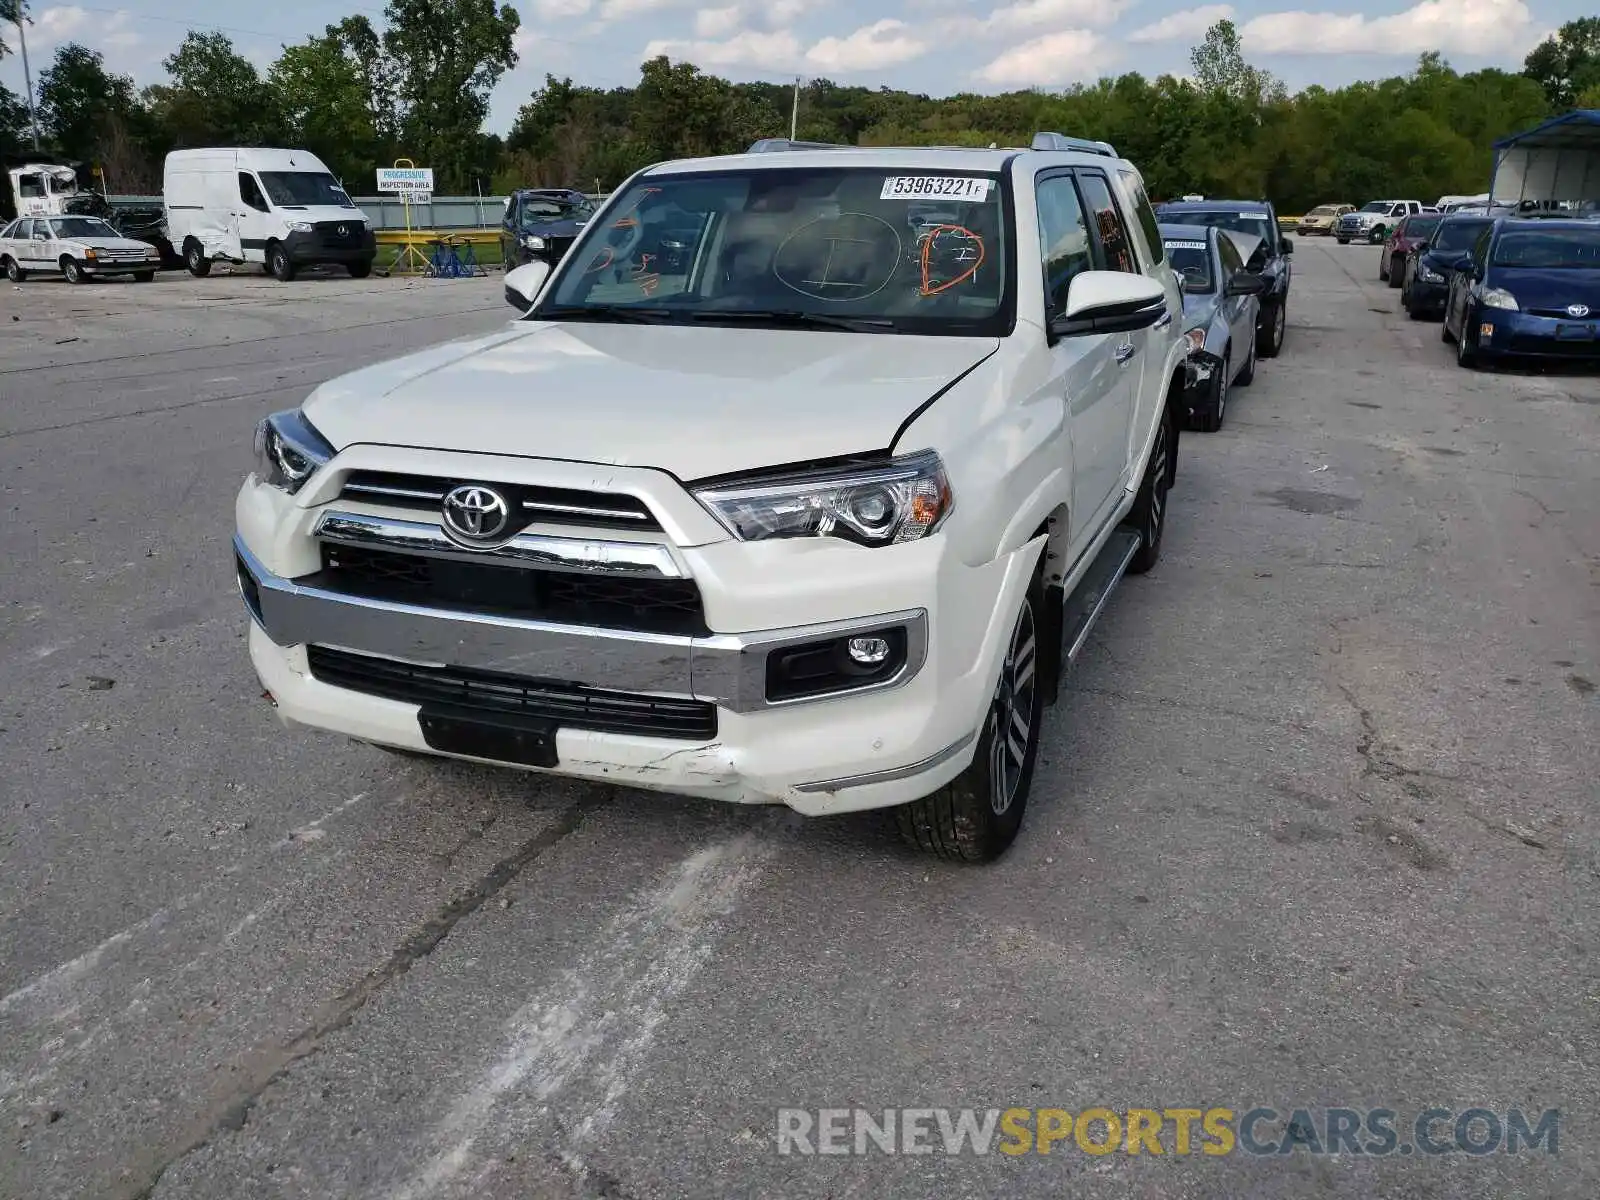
268;243;296;282
2;256;24;282
895;574;1043;863
1195;352;1229;432
1258;297;1286;358
1336;237;1350;245
61;258;90;285
1124;400;1174;575
1379;252;1390;282
1370;225;1387;244
133;270;155;283
1456;309;1479;368
348;259;373;279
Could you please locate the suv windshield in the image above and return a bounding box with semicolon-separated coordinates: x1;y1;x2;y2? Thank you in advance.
1162;237;1212;292
1432;219;1492;252
537;167;1010;335
258;171;355;208
1359;202;1390;213
519;196;590;227
50;217;120;239
1492;228;1600;268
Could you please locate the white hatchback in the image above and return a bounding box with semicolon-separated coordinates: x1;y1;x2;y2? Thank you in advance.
0;215;162;284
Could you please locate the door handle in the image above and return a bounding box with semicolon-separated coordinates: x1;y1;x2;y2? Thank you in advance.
1115;342;1136;365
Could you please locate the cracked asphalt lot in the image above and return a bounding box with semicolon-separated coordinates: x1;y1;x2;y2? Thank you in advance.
2;247;1597;1199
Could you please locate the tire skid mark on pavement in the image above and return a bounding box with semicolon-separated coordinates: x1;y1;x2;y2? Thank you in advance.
386;822;782;1200
117;794;604;1200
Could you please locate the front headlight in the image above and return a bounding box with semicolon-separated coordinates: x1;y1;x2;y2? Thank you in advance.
1418;263;1445;283
522;234;546;250
252;409;334;494
693;449;953;545
288;221;314;233
1184;327;1206;355
83;248;97;259
1481;287;1519;311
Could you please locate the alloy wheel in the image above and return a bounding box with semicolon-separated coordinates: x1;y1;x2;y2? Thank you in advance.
987;596;1037;816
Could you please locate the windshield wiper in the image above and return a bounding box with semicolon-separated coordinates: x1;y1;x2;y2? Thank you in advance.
689;309;897;332
538;304;680;324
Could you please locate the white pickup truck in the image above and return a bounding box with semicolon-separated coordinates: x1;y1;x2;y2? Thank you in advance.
235;133;1188;861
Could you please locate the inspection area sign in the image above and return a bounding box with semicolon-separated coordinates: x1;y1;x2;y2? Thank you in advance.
376;167;434;197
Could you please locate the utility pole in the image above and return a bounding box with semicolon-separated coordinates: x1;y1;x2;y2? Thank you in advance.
10;0;41;150
790;75;800;141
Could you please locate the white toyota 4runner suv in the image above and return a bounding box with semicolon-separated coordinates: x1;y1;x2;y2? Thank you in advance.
235;133;1187;861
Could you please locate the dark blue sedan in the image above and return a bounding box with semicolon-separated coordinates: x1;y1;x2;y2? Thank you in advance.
500;188;596;268
1443;219;1600;367
1401;214;1495;320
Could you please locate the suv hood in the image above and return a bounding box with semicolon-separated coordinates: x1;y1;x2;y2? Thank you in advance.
303;321;998;481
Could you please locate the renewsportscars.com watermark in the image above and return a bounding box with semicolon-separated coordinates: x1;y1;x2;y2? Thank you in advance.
777;1106;1560;1157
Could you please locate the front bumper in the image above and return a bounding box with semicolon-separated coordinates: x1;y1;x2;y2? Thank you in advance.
283;228;377;265
1408;275;1448;312
235;453;1038;814
1182;351;1221;417
81;256;160;275
1473;308;1600;360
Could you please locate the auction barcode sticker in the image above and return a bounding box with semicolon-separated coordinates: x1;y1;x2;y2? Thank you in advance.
880;176;992;201
1164;240;1206;250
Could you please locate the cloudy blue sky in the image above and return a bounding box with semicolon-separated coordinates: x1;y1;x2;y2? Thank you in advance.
0;0;1581;135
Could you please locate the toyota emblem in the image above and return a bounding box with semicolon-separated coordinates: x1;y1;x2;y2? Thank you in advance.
442;485;511;543
1567;303;1590;318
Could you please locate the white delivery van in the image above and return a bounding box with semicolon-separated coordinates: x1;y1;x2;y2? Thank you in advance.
164;148;377;281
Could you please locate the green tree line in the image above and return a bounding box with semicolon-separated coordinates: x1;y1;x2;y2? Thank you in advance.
3;12;1600;216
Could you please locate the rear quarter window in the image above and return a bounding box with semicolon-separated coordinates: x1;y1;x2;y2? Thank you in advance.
1118;169;1165;267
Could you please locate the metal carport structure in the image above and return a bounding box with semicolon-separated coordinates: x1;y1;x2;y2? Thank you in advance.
1489;109;1600;207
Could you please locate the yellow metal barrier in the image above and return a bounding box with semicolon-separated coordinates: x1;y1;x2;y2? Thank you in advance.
375;228;507;274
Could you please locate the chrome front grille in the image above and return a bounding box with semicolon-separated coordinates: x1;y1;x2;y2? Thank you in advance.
339;470;661;532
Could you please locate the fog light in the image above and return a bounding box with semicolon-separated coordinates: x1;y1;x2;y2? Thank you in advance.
1479;323;1494;339
848;636;891;665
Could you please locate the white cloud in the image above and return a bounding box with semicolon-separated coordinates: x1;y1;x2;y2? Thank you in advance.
599;0;684;19
642;28;803;70
974;28;1113;85
805;19;929;71
696;5;745;38
768;0;815;23
1127;4;1235;43
944;0;1132;38
1242;0;1531;57
26;5;141;52
534;0;592;16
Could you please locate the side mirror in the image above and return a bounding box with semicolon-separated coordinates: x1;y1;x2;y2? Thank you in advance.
504;260;551;313
1051;271;1167;339
1280;238;1294;255
1225;272;1268;296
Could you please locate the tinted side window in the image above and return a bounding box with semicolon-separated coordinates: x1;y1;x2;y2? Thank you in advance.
1118;169;1164;266
1035;174;1093;317
1078;173;1137;274
238;173;269;212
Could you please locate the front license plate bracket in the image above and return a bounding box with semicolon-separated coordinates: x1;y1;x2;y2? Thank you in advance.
417;705;559;767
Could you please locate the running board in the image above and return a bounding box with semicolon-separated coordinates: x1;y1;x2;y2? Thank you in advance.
1061;526;1142;668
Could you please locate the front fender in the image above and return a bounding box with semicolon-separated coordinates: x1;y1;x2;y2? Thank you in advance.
895;333;1069;569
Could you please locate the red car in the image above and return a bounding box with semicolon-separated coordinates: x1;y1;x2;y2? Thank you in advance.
1379;212;1442;287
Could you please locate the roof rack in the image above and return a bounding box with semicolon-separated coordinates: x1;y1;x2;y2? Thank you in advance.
1031;132;1118;158
746;138;848;153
